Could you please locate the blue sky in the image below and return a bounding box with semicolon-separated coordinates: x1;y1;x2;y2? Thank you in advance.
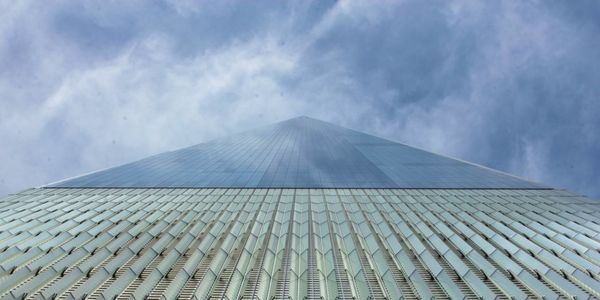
1;1;599;198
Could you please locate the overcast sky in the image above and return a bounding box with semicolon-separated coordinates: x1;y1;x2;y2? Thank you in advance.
1;1;599;198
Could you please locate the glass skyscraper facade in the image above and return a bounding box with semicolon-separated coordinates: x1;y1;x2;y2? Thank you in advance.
1;117;599;299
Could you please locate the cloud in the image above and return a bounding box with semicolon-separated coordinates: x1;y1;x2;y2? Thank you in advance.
1;0;599;198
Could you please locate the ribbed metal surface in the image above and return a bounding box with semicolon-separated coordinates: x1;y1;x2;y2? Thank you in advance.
1;188;599;299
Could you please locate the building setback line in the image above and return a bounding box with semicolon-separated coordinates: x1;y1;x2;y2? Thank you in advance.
37;186;555;191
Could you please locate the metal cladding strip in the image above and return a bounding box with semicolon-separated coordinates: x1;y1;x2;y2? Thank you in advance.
424;204;531;298
306;191;321;300
422;201;527;297
264;192;294;299
70;195;195;299
387;198;468;298
453;209;570;298
0;188;599;299
144;195;233;300
273;191;296;299
350;194;421;299
208;191;267;299
403;201;491;298
4;193;167;299
59;210;175;299
182;191;251;299
239;190;282;299
405;201;504;299
309;191;339;299
367;196;438;298
163;193;236;299
113;195;218;299
322;193;355;299
369;197;451;298
337;191;389;299
440;206;560;298
456;197;589;295
481;202;600;298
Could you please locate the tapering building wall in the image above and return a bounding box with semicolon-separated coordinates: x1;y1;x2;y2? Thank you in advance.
1;117;599;299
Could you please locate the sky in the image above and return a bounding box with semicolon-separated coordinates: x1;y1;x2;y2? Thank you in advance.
1;1;599;198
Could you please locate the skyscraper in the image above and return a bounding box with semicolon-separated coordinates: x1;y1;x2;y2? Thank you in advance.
1;116;599;299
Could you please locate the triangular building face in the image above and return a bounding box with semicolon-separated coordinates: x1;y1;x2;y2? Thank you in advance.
1;116;599;299
52;116;541;189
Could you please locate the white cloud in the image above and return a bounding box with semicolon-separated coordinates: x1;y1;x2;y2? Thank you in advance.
0;4;365;193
